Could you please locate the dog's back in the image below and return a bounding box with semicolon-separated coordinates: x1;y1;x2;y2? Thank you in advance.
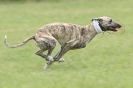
37;23;85;45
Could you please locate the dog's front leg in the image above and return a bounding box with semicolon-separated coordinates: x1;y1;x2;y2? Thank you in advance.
54;39;79;62
54;44;70;62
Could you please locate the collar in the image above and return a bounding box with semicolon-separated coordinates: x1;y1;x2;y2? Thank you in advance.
92;20;103;33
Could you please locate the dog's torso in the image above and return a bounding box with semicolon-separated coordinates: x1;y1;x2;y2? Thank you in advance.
36;23;97;48
4;16;122;69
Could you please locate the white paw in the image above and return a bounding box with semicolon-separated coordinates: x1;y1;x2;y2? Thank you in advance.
43;63;48;70
47;56;54;61
58;58;64;62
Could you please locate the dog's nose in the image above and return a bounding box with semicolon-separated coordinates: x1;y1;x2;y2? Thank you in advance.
117;24;121;28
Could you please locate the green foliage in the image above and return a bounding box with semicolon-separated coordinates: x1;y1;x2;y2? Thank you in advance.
0;0;133;88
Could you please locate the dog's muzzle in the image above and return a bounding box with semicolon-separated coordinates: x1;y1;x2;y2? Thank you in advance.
107;23;121;32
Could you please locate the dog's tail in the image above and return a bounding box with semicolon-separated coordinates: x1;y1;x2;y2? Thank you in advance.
4;35;35;48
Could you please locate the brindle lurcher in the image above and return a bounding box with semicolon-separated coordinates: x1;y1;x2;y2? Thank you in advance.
4;16;121;69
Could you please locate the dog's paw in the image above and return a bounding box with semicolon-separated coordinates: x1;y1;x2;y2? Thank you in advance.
47;56;54;61
58;58;64;63
43;63;48;70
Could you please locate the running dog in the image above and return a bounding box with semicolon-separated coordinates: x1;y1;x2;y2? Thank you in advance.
4;16;121;69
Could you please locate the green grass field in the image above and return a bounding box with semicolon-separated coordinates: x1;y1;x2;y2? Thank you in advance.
0;0;133;88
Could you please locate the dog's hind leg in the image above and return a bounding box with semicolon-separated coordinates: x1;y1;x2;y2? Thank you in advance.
35;49;48;60
43;38;56;69
35;48;53;69
46;48;54;62
35;36;57;69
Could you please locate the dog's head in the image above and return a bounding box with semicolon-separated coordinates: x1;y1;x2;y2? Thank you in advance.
92;16;121;32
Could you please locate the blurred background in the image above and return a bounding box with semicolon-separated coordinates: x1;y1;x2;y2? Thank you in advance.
0;0;133;88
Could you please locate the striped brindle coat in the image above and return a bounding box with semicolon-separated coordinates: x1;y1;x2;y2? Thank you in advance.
4;16;121;69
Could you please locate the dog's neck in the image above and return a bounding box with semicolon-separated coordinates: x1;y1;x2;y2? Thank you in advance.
83;21;104;43
86;21;104;35
92;20;103;33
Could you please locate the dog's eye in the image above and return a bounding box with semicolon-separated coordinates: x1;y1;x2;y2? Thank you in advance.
109;20;112;23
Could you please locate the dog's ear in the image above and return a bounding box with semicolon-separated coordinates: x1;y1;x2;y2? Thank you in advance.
92;18;103;22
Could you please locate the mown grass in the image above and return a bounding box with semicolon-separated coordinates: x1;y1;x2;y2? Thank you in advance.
0;0;133;88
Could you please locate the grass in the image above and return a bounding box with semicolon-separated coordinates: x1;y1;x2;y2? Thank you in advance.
0;0;133;88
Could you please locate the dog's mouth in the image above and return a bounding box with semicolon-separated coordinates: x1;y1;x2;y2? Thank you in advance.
108;24;121;32
109;26;118;31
